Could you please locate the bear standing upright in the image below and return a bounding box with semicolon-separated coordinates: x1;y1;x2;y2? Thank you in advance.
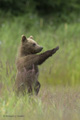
15;35;59;95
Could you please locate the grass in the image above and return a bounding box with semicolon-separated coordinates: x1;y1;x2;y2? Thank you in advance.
0;16;80;119
0;87;80;120
0;17;80;86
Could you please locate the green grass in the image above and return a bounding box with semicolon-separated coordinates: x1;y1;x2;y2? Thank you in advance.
0;17;80;85
0;16;80;120
0;87;80;120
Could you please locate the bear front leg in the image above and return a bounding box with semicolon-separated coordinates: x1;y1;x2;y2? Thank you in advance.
37;46;59;65
22;46;59;67
34;81;41;95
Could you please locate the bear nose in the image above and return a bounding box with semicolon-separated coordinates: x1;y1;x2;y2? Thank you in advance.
40;46;43;50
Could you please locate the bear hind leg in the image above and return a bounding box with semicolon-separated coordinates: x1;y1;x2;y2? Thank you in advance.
34;81;41;95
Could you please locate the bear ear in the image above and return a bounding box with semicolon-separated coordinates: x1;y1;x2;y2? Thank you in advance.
30;35;33;39
22;35;27;42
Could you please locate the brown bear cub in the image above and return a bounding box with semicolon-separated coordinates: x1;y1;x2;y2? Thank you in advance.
15;35;59;95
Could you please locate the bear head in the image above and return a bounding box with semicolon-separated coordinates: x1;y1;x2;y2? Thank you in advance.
21;35;43;56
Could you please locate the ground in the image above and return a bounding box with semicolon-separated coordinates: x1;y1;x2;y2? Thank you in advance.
0;86;80;120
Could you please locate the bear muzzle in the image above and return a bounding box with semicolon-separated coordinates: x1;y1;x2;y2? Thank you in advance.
40;46;43;51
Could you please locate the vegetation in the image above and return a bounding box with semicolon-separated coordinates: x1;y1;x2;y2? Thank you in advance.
0;87;80;120
0;17;80;86
0;0;80;23
0;0;80;120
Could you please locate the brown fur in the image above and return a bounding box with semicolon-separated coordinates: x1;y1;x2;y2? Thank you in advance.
15;35;59;95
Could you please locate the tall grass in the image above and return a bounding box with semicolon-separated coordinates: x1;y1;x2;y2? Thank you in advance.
0;16;80;86
0;86;80;120
0;16;80;120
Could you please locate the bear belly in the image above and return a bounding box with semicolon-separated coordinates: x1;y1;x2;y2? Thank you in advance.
25;65;39;83
15;65;39;89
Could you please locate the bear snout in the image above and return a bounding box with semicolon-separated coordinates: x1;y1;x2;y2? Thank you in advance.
40;46;43;51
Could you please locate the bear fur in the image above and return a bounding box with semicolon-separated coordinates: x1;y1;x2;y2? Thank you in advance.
15;35;59;95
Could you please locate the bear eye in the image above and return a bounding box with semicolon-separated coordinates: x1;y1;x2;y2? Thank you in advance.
33;43;36;46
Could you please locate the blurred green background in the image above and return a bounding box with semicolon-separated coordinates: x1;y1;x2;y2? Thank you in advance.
0;0;80;87
0;1;80;119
